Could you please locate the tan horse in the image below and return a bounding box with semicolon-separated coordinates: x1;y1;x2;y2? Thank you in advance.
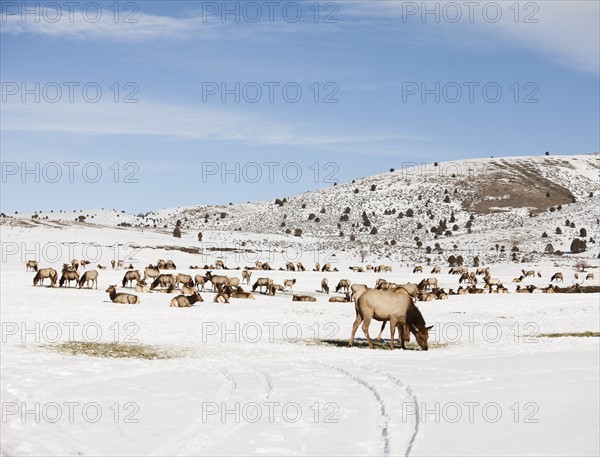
551;272;564;283
252;277;274;294
283;279;297;292
33;268;58;287
392;283;419;298
292;295;317;302
205;271;230;292
321;278;330;294
150;274;177;291
170;291;203;308
350;288;432;350
329;294;351;303
336;279;351;294
143;267;161;283
78;270;98;289
122;270;142;288
106;285;140;304
230;287;255;299
195;274;207;292
26;260;38;272
417;278;438;291
242;270;252;285
176;273;194;288
59;269;80;288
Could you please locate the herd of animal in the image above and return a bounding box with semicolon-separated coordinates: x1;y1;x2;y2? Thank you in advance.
25;257;598;350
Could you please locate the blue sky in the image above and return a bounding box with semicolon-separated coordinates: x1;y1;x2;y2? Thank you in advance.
1;0;599;214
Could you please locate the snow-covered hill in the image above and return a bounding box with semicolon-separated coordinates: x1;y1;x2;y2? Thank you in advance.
7;154;598;266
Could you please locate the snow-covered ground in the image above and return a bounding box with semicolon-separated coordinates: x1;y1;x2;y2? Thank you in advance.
1;222;598;456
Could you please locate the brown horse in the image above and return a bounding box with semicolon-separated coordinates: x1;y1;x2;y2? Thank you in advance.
350;288;432;350
106;285;140;304
78;270;98;289
170;291;204;308
122;270;142;288
59;269;80;288
33;268;58;287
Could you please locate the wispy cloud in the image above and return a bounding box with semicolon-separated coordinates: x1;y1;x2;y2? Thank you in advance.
339;0;599;75
0;7;215;41
0;99;424;148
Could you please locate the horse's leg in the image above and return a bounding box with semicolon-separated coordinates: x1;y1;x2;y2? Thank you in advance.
349;312;362;347
362;315;374;349
399;322;407;350
389;318;396;350
376;322;386;341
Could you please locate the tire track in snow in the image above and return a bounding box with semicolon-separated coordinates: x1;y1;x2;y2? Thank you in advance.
149;366;272;456
316;362;391;457
369;367;420;457
148;367;241;456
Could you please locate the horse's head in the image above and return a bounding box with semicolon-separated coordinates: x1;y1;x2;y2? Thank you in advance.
412;325;434;351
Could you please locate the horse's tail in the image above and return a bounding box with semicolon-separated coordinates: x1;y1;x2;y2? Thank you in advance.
33;271;40;285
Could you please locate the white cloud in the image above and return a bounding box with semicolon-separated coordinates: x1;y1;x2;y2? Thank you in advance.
340;0;599;75
0;99;423;148
0;7;215;41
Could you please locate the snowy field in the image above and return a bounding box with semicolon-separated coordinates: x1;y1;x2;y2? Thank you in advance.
1;223;599;456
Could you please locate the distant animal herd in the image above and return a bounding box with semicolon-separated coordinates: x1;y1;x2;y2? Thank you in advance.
25;257;599;351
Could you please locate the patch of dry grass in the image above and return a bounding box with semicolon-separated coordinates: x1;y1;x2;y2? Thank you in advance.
309;339;451;350
43;341;189;360
538;332;600;338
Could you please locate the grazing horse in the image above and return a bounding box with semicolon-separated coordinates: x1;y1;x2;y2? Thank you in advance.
59;269;80;288
321;263;331;272
321;278;330;294
143;267;160;283
176;273;194;288
551;272;564;283
252;278;274;295
350;288;432;350
78;270;98;289
430;266;441;274
242;270;252;285
195;274;207;292
150;274;177;291
484;276;502;288
106;285;140;304
205;271;230;292
314;263;321;272
26;260;38;272
336;279;351;294
33;268;58;287
286;262;296;272
522;269;535;277
413;266;423;274
296;262;306;272
418;278;438;291
122;270;142;288
283;279;297;292
392;283;420;298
